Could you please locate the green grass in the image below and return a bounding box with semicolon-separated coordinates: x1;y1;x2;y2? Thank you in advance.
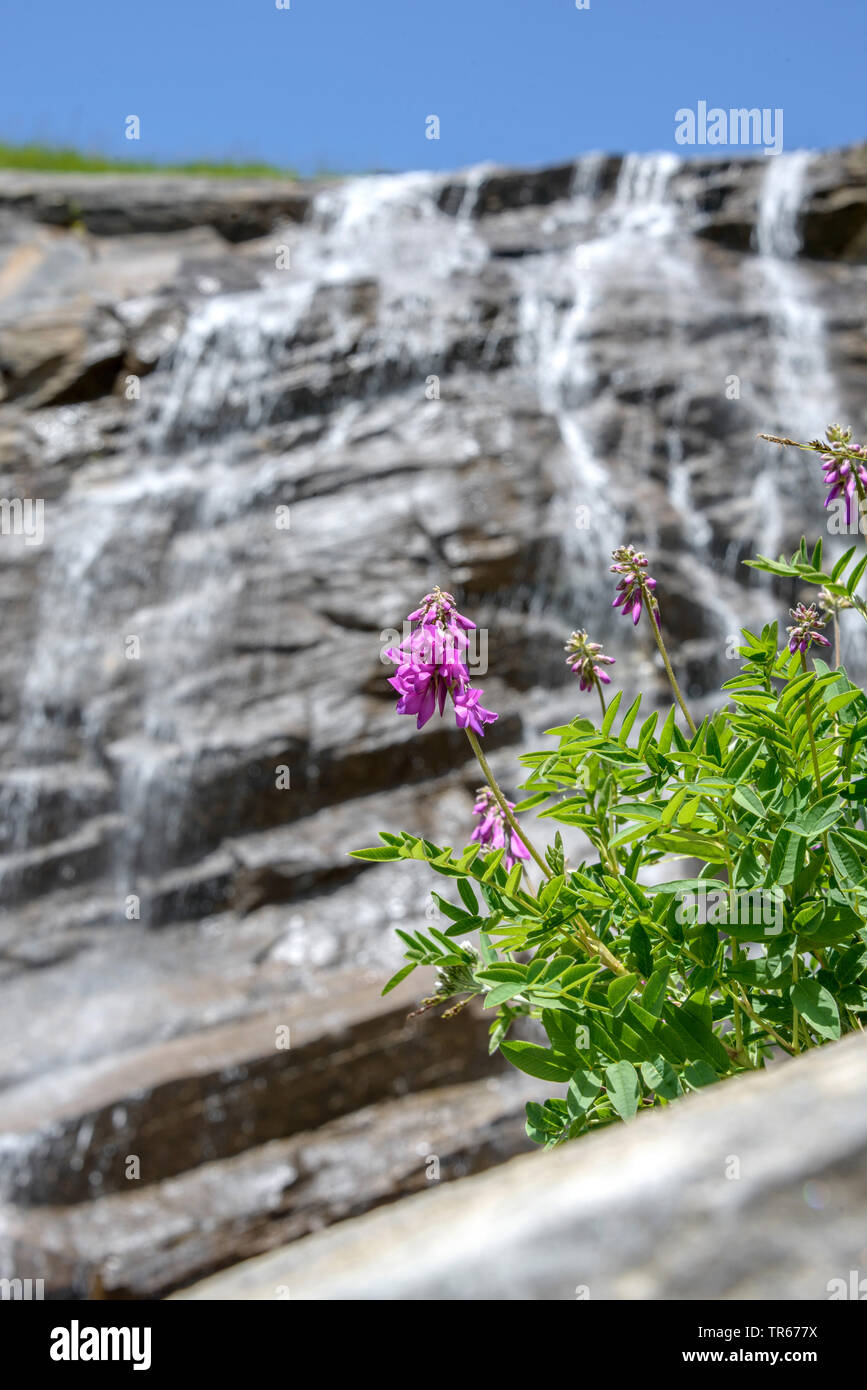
0;142;297;179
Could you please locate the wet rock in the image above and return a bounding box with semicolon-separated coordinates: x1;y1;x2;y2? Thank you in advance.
174;1032;867;1301
0;149;864;1291
0;172;317;241
0;972;505;1207
4;1072;547;1298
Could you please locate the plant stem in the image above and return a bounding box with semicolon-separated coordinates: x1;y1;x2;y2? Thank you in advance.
465;729;549;878
799;653;824;795
760;433;867;554
731;983;797;1056
465;734;628;979
792;952;801;1054
853;468;867;551
595;677;607;720
644;594;697;734
730;940;745;1058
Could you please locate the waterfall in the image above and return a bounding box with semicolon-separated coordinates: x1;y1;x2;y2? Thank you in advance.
0;150;858;902
0;149;862;1284
751;153;866;669
754;150;839;441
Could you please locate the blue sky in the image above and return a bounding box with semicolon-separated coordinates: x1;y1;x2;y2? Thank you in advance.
2;0;864;174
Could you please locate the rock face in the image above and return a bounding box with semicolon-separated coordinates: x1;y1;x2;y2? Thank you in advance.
0;148;865;1296
175;1031;867;1301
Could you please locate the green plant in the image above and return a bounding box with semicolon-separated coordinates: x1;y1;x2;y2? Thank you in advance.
352;426;867;1146
0;140;297;179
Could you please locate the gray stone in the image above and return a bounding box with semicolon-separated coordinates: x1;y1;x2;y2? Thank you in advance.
174;1032;867;1301
3;1072;546;1298
0;149;864;1292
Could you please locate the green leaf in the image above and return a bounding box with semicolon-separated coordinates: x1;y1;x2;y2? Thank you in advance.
629;921;653;979
796;901;862;947
831;546;856;582
661;787;690;825
504;863;524;896
350;845;404;861
825;690;861;716
791;978;841;1041
539;874;566;911
600;689;623;737
484;982;527;1009
724;739;762;781
607;972;640;1011
732;786;765;818
786;796;843;840
481;848;505;880
768;827;805;887
457;878;479;913
641;1056;680;1101
657;705;677;754
847;552;867;594
641;966;670;1018
567;1067;602;1118
828;832;866;888
604;1060;641;1121
705;723;722;765
637;711;659;756
381;962;416;995
618;695;642;745
525;1101;563;1144
682;1060;719;1090
431;892;468;923
667;1001;729;1073
625;1001;684;1068
512;790;551;812
500;1041;574;1083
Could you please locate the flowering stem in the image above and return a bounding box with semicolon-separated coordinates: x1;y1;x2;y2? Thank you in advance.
643;593;697;734
760;432;867;553
594;677;607;720
853;470;867;552
792;951;801;1054
465;731;627;976
799;653;824;795
464;729;549;878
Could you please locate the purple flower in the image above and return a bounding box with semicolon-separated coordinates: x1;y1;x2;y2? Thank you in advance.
564;629;616;693
786;603;831;655
386;586;498;737
470;787;530;871
821;437;867;528
610;545;660;628
453;685;499;737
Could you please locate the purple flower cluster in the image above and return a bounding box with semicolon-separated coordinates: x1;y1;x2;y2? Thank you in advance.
564;629;615;693
386;587;498;738
821;438;867;528
787;603;830;655
470;787;530;871
610;545;660;628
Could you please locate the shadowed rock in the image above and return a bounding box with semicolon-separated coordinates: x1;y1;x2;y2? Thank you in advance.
174;1032;867;1301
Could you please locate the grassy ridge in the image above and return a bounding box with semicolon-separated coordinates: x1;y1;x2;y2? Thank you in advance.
0;142;297;179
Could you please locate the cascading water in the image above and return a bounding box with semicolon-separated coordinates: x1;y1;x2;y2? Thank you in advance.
1;147;863;1294
755;150;839;437
1;150;859;902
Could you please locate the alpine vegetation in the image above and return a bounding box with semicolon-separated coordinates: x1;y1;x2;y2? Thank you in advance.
353;424;867;1146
